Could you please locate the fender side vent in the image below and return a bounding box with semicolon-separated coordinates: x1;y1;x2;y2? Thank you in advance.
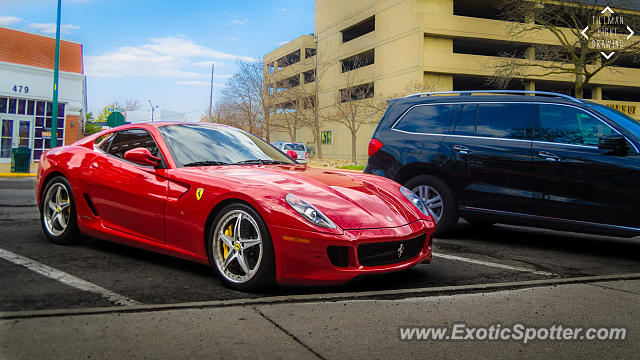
83;193;98;216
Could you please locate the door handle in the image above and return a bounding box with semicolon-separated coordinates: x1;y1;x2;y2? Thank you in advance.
538;151;560;162
453;144;471;154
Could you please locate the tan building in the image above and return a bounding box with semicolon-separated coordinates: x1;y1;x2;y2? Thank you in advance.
264;0;640;161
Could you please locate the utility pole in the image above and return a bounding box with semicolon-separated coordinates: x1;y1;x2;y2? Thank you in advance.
148;100;158;122
50;0;62;148
208;63;215;120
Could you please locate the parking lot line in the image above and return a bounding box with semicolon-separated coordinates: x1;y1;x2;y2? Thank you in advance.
433;252;557;276
0;247;139;306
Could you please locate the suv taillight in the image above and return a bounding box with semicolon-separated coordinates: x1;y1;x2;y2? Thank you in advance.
368;139;383;157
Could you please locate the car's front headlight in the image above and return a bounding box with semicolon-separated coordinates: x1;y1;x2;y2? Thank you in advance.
285;194;337;229
399;186;430;217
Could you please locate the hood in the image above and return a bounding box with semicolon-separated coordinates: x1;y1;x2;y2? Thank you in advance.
194;165;418;230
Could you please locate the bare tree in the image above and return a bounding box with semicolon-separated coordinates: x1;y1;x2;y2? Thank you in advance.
220;61;265;135
331;57;385;162
489;0;640;98
111;99;142;111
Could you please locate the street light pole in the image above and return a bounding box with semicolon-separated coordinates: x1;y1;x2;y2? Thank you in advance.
148;100;158;122
50;0;62;148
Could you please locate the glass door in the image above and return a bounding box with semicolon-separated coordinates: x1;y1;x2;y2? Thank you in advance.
0;117;33;160
0;119;13;158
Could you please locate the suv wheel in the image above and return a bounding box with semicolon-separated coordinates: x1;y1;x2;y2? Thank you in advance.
405;175;458;236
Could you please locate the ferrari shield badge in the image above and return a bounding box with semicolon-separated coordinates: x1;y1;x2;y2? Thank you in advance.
196;188;204;201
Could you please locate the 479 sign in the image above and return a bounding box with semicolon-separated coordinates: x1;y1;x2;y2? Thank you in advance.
12;85;30;94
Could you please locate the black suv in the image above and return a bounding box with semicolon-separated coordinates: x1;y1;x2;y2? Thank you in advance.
365;90;640;237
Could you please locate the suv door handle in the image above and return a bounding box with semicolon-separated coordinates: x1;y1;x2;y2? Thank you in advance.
453;145;471;154
538;151;560;162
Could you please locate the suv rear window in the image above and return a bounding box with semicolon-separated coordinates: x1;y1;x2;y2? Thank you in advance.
393;104;453;134
476;103;531;140
284;143;305;151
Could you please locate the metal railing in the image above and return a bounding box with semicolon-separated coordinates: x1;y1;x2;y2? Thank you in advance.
402;90;582;103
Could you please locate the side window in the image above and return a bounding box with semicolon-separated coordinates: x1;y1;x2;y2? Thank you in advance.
477;103;531;140
453;103;477;136
538;104;613;146
393;104;453;134
107;129;160;159
94;132;115;152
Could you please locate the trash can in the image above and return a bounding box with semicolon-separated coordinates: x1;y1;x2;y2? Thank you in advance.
11;147;31;173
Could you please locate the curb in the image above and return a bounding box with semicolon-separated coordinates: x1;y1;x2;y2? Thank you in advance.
0;173;36;177
2;272;639;321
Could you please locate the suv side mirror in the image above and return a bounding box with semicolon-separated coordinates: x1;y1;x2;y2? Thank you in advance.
598;134;628;156
124;147;162;167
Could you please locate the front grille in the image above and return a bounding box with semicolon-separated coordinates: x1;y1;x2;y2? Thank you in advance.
357;234;425;267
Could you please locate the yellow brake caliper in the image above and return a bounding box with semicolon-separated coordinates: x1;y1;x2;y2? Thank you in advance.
222;224;233;259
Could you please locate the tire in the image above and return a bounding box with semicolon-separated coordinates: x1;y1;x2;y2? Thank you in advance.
207;203;275;291
405;175;458;236
40;176;85;245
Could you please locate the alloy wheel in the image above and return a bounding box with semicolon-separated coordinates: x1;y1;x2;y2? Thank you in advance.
43;183;72;237
412;185;444;223
213;210;264;284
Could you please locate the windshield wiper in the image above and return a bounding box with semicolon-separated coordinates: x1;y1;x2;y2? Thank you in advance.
234;159;292;165
183;160;229;167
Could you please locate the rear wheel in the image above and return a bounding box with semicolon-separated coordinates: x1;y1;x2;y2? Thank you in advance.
40;176;85;245
208;203;275;291
405;175;458;236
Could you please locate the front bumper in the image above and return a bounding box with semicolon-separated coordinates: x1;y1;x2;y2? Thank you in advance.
270;220;434;286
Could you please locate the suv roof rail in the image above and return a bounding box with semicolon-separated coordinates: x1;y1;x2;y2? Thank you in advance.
402;90;582;103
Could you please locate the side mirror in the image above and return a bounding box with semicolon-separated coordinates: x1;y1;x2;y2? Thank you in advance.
286;150;298;160
598;134;628;156
124;147;162;167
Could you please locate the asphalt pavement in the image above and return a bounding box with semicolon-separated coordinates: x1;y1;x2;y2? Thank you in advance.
1;176;639;359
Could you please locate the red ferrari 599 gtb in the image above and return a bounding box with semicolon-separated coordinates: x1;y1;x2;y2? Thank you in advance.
36;123;434;290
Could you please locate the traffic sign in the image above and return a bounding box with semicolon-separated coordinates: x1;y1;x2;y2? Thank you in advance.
106;112;126;128
107;107;125;113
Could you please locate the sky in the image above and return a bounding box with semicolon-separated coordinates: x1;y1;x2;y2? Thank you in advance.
1;0;315;120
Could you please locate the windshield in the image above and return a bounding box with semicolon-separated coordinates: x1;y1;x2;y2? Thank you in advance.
587;103;640;139
284;143;305;151
158;124;296;167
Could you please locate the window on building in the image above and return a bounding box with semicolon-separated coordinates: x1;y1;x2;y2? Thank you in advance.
33;103;65;160
341;49;375;72
305;48;317;58
303;70;315;83
0;98;6;113
453;0;504;21
277;75;300;91
275;102;296;114
342;16;375;43
27;100;35;115
277;50;301;69
453;104;477;136
393;104;454;134
17;100;26;115
537;104;613;146
8;99;16;114
476;103;531;140
321;130;332;144
340;82;374;102
267;63;275;74
303;97;315;109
